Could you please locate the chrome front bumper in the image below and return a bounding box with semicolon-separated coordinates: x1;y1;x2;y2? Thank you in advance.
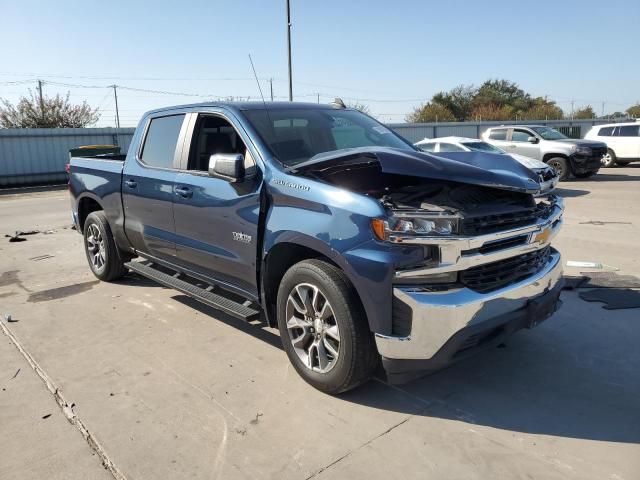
375;249;563;360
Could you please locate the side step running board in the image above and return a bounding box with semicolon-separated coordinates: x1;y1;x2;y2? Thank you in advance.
125;261;260;321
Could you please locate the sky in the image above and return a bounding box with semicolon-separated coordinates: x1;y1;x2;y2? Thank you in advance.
1;0;638;127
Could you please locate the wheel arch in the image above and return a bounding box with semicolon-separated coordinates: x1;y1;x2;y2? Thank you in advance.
77;194;105;233
261;237;368;329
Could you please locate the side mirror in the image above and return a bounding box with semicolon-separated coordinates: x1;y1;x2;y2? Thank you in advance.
208;153;244;182
527;136;539;144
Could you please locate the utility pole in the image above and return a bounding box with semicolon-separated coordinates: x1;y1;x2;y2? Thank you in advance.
269;78;274;101
111;85;120;128
601;101;605;118
37;79;44;121
317;93;320;104
286;0;293;101
571;100;575;120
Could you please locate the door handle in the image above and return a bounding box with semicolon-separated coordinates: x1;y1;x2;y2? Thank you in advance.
125;179;137;188
175;186;193;198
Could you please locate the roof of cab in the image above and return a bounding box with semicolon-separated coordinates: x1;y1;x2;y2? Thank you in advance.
143;101;339;117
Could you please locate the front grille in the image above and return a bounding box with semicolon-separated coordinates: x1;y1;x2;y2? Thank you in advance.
459;246;551;293
461;205;549;236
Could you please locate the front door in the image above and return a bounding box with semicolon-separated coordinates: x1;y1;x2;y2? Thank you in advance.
122;113;186;260
172;112;262;298
508;128;541;160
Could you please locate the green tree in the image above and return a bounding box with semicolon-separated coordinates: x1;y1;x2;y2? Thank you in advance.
406;102;456;123
468;103;514;121
573;105;595;119
472;79;533;113
0;90;99;128
431;84;476;120
626;104;640;118
523;97;564;120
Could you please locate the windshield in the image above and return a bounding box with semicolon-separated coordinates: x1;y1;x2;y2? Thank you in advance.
242;108;413;166
531;126;568;140
462;141;505;154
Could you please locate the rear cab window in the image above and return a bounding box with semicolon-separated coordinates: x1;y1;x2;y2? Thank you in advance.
140;114;186;169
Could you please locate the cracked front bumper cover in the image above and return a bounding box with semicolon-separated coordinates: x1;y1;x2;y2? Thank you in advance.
375;249;563;381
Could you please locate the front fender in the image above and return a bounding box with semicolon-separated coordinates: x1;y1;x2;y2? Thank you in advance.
262;179;423;335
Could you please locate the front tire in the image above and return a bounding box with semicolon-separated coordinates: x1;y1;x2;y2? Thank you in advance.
601;149;617;168
276;259;378;394
547;157;570;181
83;211;128;282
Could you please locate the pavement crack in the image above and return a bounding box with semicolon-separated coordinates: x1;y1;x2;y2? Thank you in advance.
0;320;128;480
304;414;415;479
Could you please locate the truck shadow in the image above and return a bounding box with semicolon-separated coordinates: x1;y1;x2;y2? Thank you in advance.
553;187;589;197
342;293;640;445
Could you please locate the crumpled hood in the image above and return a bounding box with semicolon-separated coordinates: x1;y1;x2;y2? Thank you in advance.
291;147;541;194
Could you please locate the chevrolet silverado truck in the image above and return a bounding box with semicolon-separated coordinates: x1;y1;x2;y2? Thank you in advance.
482;125;606;181
69;102;564;394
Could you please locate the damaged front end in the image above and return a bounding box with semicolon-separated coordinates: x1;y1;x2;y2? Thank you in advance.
291;147;564;382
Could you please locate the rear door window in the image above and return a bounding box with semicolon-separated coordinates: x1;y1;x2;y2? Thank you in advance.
140;114;186;169
618;125;640;137
488;129;507;141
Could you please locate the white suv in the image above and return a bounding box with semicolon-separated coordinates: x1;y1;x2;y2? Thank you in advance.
585;122;640;167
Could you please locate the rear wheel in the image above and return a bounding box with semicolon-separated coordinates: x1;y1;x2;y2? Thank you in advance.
601;149;617;168
547;157;570;181
276;259;378;394
83;211;128;282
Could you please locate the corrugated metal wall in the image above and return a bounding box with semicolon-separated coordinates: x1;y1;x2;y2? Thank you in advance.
0;118;618;187
0;128;135;187
388;119;611;143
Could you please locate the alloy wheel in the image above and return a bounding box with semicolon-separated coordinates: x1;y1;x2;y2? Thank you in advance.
285;283;340;373
86;224;106;272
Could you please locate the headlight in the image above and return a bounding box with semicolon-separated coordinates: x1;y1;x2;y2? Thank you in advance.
371;212;460;241
575;146;592;156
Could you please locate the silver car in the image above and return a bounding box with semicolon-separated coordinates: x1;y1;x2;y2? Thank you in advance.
482;125;606;181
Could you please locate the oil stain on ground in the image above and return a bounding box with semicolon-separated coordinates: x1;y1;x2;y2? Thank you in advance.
27;280;99;303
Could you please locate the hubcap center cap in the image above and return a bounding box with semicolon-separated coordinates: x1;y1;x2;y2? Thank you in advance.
313;317;324;334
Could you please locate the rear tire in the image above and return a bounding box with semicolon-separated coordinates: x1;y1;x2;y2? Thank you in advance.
601;149;617;168
276;259;378;394
547;157;570;181
83;211;128;282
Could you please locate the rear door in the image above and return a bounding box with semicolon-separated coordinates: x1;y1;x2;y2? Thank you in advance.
617;125;640;159
172;111;263;298
507;128;541;160
122;113;187;260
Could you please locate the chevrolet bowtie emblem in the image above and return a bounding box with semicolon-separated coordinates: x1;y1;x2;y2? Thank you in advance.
532;227;551;244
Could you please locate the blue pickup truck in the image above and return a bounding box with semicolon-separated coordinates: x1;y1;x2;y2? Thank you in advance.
69;101;564;393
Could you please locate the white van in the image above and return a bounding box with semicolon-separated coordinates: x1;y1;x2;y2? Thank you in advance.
585;121;640;167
